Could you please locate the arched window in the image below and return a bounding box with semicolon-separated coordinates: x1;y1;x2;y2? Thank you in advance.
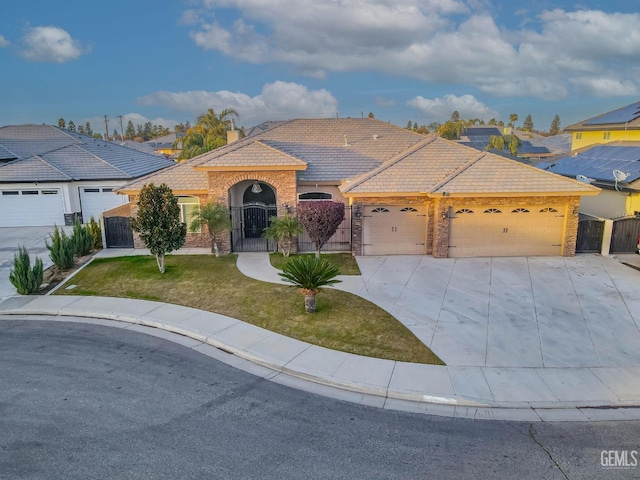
455;208;474;214
400;207;418;212
511;208;530;213
371;207;390;213
483;208;502;214
539;207;558;213
298;192;333;201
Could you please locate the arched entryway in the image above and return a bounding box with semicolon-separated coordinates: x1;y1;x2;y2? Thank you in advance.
229;181;278;251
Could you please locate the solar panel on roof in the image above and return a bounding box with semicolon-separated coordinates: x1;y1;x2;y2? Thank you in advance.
583;102;640;125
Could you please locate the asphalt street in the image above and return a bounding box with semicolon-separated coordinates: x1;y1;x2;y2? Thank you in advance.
1;320;638;480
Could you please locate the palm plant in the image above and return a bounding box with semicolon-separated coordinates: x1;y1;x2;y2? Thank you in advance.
263;213;303;257
174;108;239;160
279;256;341;313
190;201;232;257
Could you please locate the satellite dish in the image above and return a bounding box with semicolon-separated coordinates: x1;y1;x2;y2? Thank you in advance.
613;169;629;182
576;175;594;184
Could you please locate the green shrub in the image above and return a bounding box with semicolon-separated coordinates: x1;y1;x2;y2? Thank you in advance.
71;217;92;256
47;225;75;269
9;246;44;295
88;216;103;250
279;255;341;313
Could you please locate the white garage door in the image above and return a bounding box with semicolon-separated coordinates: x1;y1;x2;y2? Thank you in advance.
363;205;426;255
448;205;566;257
79;187;126;223
0;188;65;227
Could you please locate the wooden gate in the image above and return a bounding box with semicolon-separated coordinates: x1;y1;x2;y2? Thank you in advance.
104;216;134;248
576;219;604;253
610;217;640;253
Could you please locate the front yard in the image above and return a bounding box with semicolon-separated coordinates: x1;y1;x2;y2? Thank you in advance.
56;255;442;365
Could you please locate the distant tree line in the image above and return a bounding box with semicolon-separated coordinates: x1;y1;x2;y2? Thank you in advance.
406;110;562;141
57;117;192;142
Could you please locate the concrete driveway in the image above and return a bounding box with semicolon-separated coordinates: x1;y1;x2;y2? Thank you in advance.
0;226;70;298
355;255;640;369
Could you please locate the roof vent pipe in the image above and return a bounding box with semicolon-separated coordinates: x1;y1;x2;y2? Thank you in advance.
343;135;350;146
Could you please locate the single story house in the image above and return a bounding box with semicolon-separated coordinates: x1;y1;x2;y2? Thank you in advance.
0;125;175;227
540;142;640;219
118;118;599;258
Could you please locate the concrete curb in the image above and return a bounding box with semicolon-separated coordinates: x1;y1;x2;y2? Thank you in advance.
2;295;640;422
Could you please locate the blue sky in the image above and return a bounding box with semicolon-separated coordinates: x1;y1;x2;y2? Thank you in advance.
0;0;638;134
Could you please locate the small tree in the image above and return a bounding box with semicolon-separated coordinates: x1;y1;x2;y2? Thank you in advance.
523;114;534;132
71;217;92;257
263;213;303;257
87;216;103;250
131;183;186;273
279;256;341;313
486;134;522;156
297;201;345;258
46;225;75;269
189;201;231;257
549;114;561;136
9;246;43;295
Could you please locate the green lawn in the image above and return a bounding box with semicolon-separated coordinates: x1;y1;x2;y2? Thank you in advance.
270;252;361;275
56;255;442;365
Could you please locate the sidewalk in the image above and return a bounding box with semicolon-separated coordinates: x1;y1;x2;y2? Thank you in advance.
1;249;639;422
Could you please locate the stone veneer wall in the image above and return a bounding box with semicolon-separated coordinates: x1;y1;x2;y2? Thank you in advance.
432;195;581;258
207;170;299;254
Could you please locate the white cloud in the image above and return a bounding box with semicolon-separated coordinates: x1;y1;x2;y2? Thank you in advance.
407;94;498;121
137;81;338;126
20;26;89;63
0;35;9;48
186;2;640;100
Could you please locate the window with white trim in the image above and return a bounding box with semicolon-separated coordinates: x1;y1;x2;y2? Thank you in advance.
298;192;333;201
178;196;200;232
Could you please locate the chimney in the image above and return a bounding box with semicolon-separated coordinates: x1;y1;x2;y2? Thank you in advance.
227;130;240;144
226;118;240;144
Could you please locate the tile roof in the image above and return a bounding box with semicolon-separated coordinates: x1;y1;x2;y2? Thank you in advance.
0;125;174;183
341;136;598;196
118;119;597;198
195;140;307;169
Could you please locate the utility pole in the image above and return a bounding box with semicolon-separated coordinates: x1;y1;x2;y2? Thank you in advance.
118;115;124;141
103;115;110;141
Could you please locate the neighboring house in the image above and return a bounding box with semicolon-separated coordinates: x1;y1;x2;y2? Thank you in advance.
540;142;640;219
119;140;162;156
457;127;553;161
565;101;640;151
0;125;175;227
145;132;185;157
118;118;598;258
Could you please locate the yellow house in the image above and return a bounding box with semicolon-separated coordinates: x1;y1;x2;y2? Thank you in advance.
566;101;640;151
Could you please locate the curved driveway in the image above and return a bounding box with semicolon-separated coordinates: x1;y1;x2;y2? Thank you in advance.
2;320;638;480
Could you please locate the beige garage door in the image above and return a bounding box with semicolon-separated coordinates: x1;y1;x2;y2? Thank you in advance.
363;205;426;255
448;205;566;257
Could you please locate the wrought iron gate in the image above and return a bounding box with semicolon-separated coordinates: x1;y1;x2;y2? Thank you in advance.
611;217;640;253
231;204;277;252
576;218;604;253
